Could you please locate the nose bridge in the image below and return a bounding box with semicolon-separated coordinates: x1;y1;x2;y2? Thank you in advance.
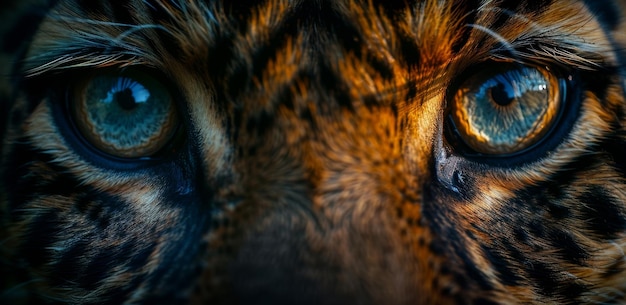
198;21;450;299
187;0;464;301
224;97;438;303
305;105;417;221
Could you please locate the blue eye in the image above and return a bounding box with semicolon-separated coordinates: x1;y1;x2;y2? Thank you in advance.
448;64;562;156
72;70;180;159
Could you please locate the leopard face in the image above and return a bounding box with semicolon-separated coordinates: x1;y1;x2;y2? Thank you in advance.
1;0;626;304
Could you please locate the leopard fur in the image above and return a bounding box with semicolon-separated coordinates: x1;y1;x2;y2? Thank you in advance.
1;0;626;304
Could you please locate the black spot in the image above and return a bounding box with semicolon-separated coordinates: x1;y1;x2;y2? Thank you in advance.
51;240;91;287
545;200;571;220
398;32;421;67
503;242;528;265
581;70;616;103
77;191;129;229
512;226;528;243
450;0;480;53
532;190;571;220
245;108;275;135
545;180;566;199
481;245;522;286
395;207;404;218
430;277;440;290
389;101;400;119
473;298;500;305
603;133;626;177
74;192;102;216
423;199;491;289
89;203;110;229
366;53;394;81
75;193;92;213
316;63;353;111
464;229;476;240
452;273;471;290
548;229;589;265
298;0;362;56
127;243;155;270
363;95;379;108
404;81;418;102
417;237;426;247
208;33;236;79
36;171;84;198
579;186;626;239
546;154;596;189
276;84;295;112
406;216;420;227
558;282;586;300
490;8;511;30
246;146;258;157
249;31;295;83
602;260;624;279
526;261;559;296
79;242;140;291
441;285;454;297
428;240;446;256
456;250;493;290
298;102;316;128
528;219;545;238
225;64;251;100
19;211;62;267
439;264;451;276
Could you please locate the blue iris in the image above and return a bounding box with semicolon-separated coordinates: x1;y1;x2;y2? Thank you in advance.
75;71;178;158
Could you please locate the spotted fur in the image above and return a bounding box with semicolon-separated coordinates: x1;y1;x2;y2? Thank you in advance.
1;0;626;304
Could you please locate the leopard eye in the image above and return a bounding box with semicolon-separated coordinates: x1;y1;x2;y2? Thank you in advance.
447;64;562;156
71;70;180;159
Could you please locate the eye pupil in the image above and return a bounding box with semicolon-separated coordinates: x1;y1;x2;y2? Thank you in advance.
115;88;138;110
490;83;514;106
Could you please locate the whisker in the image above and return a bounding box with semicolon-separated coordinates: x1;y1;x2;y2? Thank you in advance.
466;23;517;57
112;24;173;46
